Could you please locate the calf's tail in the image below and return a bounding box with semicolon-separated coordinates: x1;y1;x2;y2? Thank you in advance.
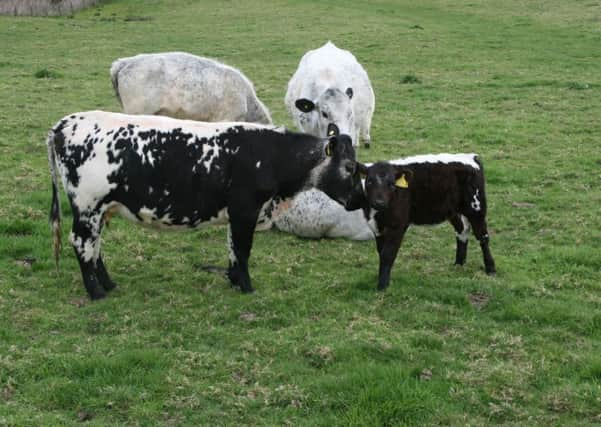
47;130;62;271
473;155;487;215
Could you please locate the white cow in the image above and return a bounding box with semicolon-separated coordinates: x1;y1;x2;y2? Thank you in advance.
285;41;375;148
270;189;373;240
271;41;375;240
110;52;272;124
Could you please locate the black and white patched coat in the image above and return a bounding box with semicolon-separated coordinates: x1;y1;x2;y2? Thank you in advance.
47;111;362;299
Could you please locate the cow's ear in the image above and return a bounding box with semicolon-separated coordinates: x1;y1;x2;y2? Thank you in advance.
327;123;339;137
345;87;353;99
394;167;413;189
295;98;315;113
357;162;368;179
325;136;337;157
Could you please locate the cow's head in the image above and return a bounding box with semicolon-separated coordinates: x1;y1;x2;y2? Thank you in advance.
316;134;364;210
360;162;413;211
295;87;355;144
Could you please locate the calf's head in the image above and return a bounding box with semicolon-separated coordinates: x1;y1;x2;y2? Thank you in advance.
295;87;355;143
360;162;413;211
316;134;363;210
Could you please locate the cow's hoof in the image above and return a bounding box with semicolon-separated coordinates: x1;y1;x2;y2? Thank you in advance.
89;288;107;300
102;280;118;292
364;142;371;149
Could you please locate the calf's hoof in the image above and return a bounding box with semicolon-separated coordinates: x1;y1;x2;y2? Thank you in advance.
377;282;389;291
485;264;497;276
364;141;371;149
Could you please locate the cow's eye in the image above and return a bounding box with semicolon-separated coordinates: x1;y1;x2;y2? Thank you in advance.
322;112;329;119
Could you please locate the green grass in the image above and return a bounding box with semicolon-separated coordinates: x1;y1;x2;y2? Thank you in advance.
1;0;601;425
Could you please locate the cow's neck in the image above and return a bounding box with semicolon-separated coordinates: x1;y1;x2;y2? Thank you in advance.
274;138;326;198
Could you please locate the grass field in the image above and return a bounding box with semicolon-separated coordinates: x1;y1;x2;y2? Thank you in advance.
1;0;600;425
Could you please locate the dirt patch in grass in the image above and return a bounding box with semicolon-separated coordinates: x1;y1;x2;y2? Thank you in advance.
468;292;490;309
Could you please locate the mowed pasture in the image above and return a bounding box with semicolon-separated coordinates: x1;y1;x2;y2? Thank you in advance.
1;0;600;425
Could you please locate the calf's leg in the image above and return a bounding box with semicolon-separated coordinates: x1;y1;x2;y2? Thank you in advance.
375;226;407;290
467;216;496;275
449;214;470;266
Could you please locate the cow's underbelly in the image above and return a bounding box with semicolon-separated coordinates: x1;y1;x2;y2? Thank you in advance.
105;201;229;230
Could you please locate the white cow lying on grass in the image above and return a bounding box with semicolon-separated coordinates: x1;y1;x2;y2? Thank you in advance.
270;189;373;240
285;41;375;148
110;52;272;124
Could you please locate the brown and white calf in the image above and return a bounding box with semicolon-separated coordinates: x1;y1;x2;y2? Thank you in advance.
357;154;496;290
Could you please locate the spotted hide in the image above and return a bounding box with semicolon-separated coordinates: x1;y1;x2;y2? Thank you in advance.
47;111;362;299
357;154;496;290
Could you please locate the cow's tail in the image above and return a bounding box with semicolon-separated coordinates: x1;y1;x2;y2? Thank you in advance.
109;58;125;107
47;130;62;271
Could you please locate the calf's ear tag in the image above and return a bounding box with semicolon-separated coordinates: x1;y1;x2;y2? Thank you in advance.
325;144;332;157
395;174;409;188
328;128;336;136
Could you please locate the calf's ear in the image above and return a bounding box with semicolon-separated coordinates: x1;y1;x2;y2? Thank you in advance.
295;98;316;113
394;167;413;189
345;87;354;99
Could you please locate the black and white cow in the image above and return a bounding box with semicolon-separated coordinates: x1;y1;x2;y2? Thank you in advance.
357;154;496;290
47;111;362;299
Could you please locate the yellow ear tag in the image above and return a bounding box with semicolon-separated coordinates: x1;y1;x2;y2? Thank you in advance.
395;174;409;188
328;129;336;136
325;144;332;157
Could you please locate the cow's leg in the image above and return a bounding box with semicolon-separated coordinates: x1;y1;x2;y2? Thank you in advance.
95;252;117;292
226;211;259;294
93;215;117;292
449;214;470;266
467;216;496;275
375;226;407;290
71;213;106;300
360;125;371;149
